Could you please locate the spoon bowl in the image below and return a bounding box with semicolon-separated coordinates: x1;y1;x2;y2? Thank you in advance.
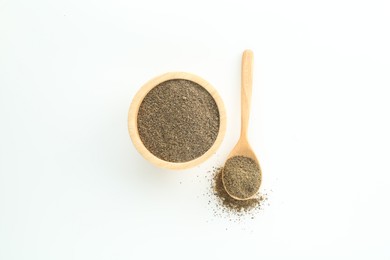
222;50;262;200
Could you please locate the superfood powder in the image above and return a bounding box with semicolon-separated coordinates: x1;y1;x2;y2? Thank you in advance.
223;156;261;199
137;79;220;162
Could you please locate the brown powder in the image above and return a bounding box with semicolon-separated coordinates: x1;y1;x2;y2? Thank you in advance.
204;166;268;220
137;79;220;162
223;156;261;199
213;167;261;212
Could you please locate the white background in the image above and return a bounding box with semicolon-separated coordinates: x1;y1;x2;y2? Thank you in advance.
1;0;390;259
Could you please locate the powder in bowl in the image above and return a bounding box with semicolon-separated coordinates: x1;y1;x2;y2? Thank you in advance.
137;79;220;163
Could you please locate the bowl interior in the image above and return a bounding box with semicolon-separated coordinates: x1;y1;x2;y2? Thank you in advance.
128;72;226;170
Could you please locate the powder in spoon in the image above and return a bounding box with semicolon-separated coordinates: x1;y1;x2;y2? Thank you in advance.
223;156;261;199
137;79;220;162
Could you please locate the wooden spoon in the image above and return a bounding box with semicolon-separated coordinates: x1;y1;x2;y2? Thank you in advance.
221;50;262;200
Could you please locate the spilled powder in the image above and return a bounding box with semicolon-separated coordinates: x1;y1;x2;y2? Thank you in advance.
204;166;268;220
214;167;261;211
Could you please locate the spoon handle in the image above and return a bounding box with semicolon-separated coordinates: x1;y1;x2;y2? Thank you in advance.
241;49;254;140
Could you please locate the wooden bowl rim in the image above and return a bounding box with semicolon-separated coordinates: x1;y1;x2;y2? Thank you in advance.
128;72;226;170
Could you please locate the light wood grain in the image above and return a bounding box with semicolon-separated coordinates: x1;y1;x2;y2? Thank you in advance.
241;49;253;141
128;72;226;170
222;50;262;200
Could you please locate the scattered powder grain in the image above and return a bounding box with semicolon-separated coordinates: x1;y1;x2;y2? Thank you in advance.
137;79;220;162
214;167;261;212
223;156;261;199
204;166;268;221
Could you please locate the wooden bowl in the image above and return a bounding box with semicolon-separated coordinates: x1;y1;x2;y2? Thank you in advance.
128;72;226;170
